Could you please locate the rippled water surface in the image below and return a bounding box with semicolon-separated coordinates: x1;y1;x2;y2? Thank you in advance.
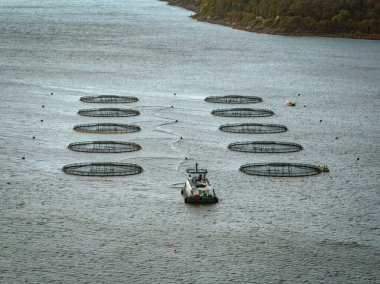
1;0;379;283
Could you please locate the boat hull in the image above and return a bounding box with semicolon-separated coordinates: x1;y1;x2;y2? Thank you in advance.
184;196;218;204
181;188;218;204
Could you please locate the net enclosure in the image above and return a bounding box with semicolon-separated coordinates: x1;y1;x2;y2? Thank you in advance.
212;108;274;117
62;162;143;176
80;95;139;103
240;162;321;177
228;141;303;153
220;123;287;134
78;108;140;117
68;141;141;153
74;123;141;134
205;95;262;104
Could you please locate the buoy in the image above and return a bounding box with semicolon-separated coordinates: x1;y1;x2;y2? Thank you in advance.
51;93;53;95
22;157;25;160
286;101;295;106
357;157;360;160
42;105;45;108
175;120;178;122
180;137;182;140
7;182;10;185
335;137;338;139
40;119;43;122
320;120;322;122
32;136;35;139
318;164;330;172
185;157;188;160
174;93;176;96
303;105;306;107
298;93;301;96
171;105;173;108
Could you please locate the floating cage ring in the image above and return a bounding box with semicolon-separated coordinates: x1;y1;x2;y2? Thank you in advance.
219;123;287;134
68;141;142;153
78;108;140;117
228;141;303;153
240;162;320;177
80;95;139;103
205;95;263;104
212;108;274;117
62;162;143;176
73;123;141;134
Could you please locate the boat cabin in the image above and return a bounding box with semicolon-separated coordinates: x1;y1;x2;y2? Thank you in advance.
187;168;208;187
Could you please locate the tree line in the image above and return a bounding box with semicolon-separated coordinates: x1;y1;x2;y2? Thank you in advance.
179;0;380;35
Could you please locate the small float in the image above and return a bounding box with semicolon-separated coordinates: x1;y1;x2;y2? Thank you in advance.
286;100;296;106
181;163;218;204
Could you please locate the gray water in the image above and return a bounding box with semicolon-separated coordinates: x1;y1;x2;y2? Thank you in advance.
1;0;379;283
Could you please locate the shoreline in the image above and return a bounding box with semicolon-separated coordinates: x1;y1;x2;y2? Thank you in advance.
161;0;199;13
162;0;380;40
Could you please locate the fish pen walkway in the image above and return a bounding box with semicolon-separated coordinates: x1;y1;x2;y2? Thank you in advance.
228;141;303;153
78;108;140;117
80;95;139;103
68;141;142;153
205;95;262;104
62;162;143;176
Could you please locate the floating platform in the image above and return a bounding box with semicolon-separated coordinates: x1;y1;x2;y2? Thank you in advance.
62;162;143;176
219;123;287;134
205;95;262;104
78;108;140;117
80;95;139;104
73;123;141;134
228;141;302;153
68;141;141;153
212;108;274;117
240;163;321;177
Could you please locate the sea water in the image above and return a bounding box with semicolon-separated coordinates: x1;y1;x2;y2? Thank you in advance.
0;0;379;283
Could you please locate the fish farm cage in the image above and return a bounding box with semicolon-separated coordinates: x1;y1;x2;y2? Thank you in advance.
228;141;303;153
62;162;143;176
78;108;140;117
68;141;142;153
80;95;139;103
74;123;141;134
240;163;321;177
205;95;263;104
211;108;274;117
219;123;288;134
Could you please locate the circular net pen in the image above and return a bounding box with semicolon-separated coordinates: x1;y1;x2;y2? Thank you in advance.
80;95;139;104
62;162;143;176
205;95;262;104
78;108;140;117
228;141;303;153
74;123;141;134
219;123;287;134
212;108;274;117
68;141;142;153
240;163;320;177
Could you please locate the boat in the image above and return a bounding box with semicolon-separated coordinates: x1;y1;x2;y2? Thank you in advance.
181;163;218;204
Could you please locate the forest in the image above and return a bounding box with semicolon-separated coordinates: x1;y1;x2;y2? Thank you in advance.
166;0;380;37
